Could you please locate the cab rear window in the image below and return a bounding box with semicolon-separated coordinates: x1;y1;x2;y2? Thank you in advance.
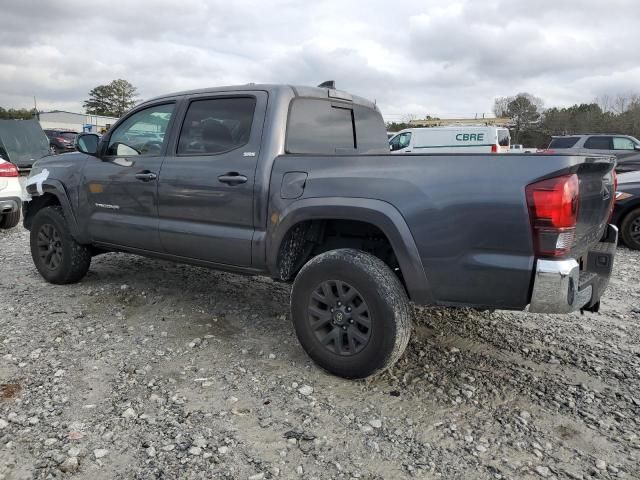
549;137;580;149
287;99;355;154
286;98;389;155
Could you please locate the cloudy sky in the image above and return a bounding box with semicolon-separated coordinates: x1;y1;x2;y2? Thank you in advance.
1;0;639;120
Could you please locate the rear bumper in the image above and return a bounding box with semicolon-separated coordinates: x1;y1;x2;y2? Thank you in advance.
529;224;618;313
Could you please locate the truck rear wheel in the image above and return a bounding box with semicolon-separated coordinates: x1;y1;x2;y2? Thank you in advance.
621;207;640;250
29;206;91;284
291;249;412;379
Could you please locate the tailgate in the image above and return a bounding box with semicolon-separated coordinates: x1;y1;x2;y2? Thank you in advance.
573;156;616;255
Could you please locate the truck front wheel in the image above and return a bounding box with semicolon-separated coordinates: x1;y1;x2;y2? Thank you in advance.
29;206;91;284
291;249;412;379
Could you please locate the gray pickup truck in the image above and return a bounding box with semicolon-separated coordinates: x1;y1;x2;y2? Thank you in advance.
24;83;618;378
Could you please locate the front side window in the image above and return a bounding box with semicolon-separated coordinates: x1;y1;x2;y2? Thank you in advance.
398;132;411;148
177;97;257;155
584;136;612;150
613;137;635;150
106;103;174;156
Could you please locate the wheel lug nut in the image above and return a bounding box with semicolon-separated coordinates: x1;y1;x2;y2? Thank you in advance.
342;326;347;330
346;307;352;312
349;319;354;324
337;301;342;306
330;308;334;312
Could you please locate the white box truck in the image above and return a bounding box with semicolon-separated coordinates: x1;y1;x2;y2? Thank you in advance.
389;126;511;154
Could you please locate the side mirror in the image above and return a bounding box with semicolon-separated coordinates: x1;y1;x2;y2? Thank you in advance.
76;133;100;156
634;144;640;151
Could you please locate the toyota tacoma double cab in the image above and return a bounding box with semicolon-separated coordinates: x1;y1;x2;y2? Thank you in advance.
23;83;618;378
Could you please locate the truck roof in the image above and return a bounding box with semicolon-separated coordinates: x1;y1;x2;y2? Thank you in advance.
141;84;379;111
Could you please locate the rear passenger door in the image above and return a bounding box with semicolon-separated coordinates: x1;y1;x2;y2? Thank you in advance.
157;92;267;266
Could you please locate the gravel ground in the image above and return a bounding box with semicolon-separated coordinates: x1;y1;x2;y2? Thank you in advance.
1;224;639;480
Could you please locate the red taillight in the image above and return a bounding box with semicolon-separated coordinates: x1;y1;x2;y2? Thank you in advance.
526;174;580;257
491;144;498;153
0;162;18;177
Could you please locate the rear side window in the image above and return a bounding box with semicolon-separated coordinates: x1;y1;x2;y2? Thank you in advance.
287;99;356;154
548;137;580;149
584;136;612;150
613;137;635;150
177;97;256;155
498;129;510;147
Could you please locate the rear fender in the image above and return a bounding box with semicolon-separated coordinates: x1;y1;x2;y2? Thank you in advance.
267;197;434;304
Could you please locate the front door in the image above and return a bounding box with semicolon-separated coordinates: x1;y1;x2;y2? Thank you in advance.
158;92;267;266
83;102;176;251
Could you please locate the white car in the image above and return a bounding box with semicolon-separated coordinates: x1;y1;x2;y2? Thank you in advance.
0;158;23;229
389;126;511;154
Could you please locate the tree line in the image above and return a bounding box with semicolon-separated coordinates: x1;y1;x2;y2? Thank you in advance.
0;79;138;121
0;107;36;120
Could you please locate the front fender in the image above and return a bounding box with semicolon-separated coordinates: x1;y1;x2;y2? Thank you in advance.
23;179;84;242
267;197;434;304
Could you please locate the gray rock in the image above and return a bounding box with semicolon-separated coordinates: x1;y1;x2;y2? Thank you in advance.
369;419;382;429
94;449;109;459
298;385;313;396
535;466;551;478
59;457;79;473
121;407;137;419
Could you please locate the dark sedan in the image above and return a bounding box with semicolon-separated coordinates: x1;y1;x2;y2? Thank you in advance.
612;171;640;249
43;129;78;155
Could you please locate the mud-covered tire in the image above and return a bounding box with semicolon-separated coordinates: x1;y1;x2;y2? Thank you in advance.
620;207;640;250
29;206;91;284
291;249;412;379
0;209;20;229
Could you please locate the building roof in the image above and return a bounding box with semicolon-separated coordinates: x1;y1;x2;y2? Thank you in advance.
39;110;119;120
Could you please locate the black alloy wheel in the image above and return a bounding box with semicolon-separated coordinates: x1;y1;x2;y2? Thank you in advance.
36;223;64;271
308;280;372;356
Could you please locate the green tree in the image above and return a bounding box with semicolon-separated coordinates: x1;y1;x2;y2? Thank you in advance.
83;79;138;117
506;93;543;143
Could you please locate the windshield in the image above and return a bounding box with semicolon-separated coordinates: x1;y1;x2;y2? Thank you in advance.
0;120;50;167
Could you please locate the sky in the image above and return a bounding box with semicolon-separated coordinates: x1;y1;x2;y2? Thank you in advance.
1;0;639;121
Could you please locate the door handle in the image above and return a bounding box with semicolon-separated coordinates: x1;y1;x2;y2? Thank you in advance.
135;171;157;182
218;173;248;185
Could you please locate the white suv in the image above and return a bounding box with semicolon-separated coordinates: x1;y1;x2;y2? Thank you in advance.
0;158;23;229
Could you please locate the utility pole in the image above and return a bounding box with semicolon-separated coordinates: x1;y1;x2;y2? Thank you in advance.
33;96;39;120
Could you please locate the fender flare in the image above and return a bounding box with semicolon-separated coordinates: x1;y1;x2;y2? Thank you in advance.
25;180;84;241
267;197;434;304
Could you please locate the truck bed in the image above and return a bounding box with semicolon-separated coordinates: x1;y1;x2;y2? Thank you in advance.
269;152;616;309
